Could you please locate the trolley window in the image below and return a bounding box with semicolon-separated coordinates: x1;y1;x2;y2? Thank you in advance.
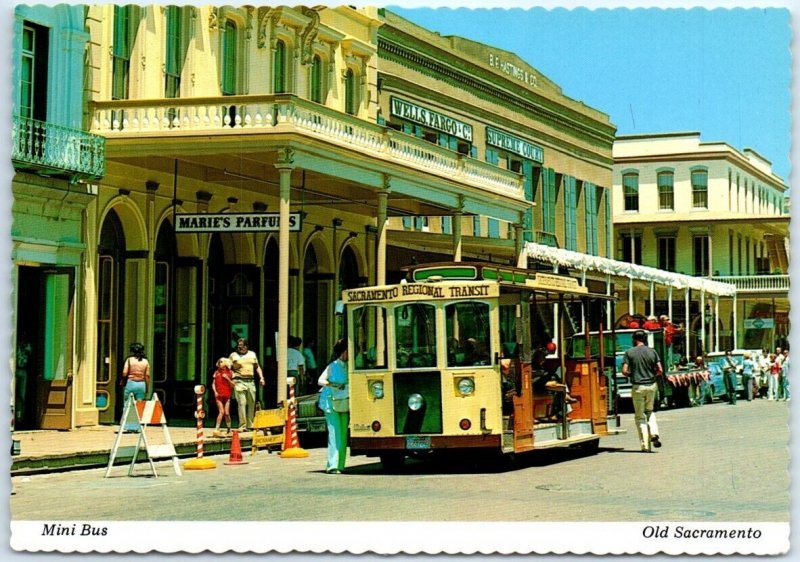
395;303;437;369
352;305;387;371
445;301;491;367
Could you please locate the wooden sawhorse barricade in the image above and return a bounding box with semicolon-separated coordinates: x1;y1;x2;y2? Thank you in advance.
105;394;181;478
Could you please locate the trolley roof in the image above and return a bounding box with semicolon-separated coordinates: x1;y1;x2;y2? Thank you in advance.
401;262;616;299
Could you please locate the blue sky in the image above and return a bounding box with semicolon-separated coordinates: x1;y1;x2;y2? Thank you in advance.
389;6;792;183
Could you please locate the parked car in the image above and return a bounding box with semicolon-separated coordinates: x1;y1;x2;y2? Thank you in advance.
294;392;327;434
703;350;749;402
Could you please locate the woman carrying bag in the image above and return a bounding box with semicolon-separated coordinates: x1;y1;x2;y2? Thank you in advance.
318;339;349;474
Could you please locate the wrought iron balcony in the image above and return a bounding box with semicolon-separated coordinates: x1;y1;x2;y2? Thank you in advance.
90;94;524;200
12;115;106;179
711;274;790;293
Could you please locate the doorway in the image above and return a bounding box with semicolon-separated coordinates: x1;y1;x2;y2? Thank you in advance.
16;265;75;430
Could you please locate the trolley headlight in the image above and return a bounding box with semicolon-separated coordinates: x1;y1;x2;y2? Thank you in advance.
407;393;425;411
457;377;475;396
369;380;384;399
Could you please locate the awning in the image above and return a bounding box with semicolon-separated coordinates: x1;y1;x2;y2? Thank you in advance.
524;242;737;297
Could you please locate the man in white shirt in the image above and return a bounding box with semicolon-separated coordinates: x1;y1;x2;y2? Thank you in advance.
287;336;307;393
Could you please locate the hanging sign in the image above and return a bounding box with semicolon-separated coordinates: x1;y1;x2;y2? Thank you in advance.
175;213;302;233
744;318;774;329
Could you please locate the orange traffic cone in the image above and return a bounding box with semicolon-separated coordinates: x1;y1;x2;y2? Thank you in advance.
280;380;309;458
224;430;248;465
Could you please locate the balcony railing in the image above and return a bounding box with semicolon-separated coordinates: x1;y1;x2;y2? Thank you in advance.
90;94;524;199
12;115;105;179
712;274;790;293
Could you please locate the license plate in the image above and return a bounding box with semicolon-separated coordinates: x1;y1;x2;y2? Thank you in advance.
406;436;431;450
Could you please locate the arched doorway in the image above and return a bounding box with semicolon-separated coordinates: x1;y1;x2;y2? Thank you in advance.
207;233;261;415
303;244;328;367
96;210;126;424
336;245;361;344
153;220;203;419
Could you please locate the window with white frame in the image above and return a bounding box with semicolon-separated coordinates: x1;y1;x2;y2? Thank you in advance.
622;172;639;212
691;169;708;209
657;170;674;210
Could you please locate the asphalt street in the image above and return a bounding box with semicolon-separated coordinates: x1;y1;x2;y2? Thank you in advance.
11;399;789;522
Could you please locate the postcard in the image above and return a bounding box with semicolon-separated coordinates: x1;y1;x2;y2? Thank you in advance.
6;1;793;556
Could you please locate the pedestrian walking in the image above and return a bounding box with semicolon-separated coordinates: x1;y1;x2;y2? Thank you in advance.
211;357;234;437
621;329;663;452
318;338;349;474
779;349;790;401
768;353;780;400
722;350;739;405
120;342;150;432
692;356;708;406
758;349;771;399
229;338;265;430
741;351;756;402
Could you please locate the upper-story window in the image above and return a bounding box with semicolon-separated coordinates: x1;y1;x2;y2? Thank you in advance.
657;235;676;272
584;182;598;256
164;6;184;98
344;67;357;115
20;23;48;121
563;176;578;251
273;39;287;93
112;6;134;101
622;172;639;212
542;168;557;240
310;54;324;103
691;169;708;209
221;20;237;95
657;171;674;211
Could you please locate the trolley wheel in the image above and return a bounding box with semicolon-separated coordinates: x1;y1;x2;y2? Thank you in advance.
379;453;405;472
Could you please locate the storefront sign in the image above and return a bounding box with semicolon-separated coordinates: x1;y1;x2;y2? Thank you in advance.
486;126;544;163
744;318;774;329
390;97;473;142
174;213;301;233
488;53;539;87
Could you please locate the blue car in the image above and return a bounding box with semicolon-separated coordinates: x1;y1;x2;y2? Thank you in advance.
703;351;746;402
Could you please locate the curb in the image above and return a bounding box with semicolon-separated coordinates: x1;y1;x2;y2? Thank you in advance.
11;437;253;476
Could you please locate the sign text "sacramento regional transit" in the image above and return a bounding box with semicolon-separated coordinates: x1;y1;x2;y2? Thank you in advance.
345;283;493;303
175;213;302;233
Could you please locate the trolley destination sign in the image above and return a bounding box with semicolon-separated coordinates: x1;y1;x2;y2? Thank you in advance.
343;281;499;304
174;212;302;233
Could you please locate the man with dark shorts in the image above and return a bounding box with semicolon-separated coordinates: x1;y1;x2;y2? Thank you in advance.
622;329;664;452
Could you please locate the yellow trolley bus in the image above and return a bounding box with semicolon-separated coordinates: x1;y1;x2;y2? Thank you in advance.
343;262;623;469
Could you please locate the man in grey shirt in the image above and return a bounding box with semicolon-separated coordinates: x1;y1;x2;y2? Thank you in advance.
622;329;664;452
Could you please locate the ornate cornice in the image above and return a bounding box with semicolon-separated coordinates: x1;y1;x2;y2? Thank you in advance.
378;37;615;147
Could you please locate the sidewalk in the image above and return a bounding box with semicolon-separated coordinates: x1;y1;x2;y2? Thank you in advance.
10;425;252;475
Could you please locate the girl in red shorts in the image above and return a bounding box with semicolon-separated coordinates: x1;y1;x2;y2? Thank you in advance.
212;357;234;437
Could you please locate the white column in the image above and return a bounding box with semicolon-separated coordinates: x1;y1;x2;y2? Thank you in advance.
700;289;706;354
376;184;388;362
376;184;388;287
649;282;655;317
515;218;527;269
628;277;634;316
714;295;720;352
733;294;738;349
668;286;673;321
605;275;612;328
685;288;691;359
275;149;295;404
580;269;587;329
